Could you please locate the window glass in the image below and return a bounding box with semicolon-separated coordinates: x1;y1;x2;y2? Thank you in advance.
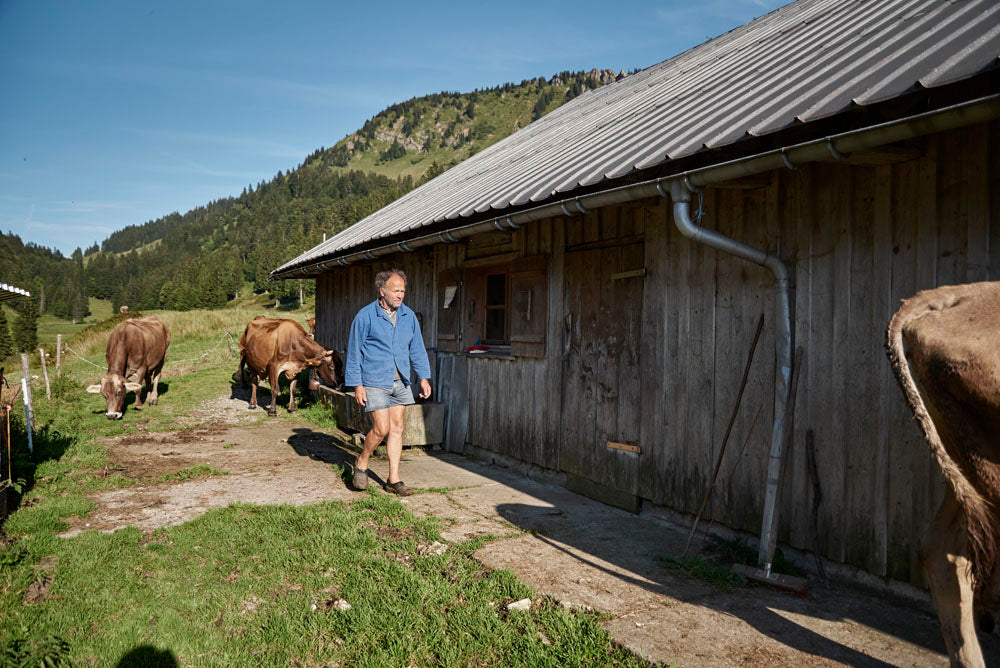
486;273;506;306
485;309;506;343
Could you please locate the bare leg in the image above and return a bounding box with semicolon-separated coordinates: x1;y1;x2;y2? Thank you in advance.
355;408;390;472
920;489;986;668
385;405;406;484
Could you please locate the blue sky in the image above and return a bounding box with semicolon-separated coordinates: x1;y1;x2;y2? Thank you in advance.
0;0;785;257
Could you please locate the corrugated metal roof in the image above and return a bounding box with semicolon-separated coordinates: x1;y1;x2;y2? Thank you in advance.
276;0;999;276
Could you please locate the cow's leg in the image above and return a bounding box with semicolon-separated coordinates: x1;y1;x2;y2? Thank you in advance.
248;372;258;409
147;367;162;406
288;374;298;413
976;563;1000;635
132;365;147;410
267;367;279;417
920;488;986;668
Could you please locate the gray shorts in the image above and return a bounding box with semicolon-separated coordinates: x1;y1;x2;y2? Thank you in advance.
364;380;414;412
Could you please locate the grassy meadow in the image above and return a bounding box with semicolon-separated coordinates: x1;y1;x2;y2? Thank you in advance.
0;304;657;667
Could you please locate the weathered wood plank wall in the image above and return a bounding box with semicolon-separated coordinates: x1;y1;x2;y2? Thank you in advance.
313;122;997;585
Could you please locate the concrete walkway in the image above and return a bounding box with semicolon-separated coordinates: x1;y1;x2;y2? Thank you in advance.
359;446;998;668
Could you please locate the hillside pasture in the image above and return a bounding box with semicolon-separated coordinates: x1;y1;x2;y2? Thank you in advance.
0;306;656;667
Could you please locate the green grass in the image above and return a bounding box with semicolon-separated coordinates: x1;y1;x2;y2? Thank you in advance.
1;498;655;667
0;305;662;667
661;535;803;592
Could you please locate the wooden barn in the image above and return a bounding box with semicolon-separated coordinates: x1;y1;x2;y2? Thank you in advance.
273;0;1000;589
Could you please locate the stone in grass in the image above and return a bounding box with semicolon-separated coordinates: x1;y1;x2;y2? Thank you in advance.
312;598;351;612
506;598;532;612
417;541;447;556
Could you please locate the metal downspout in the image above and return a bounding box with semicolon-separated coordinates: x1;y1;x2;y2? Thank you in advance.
662;179;793;571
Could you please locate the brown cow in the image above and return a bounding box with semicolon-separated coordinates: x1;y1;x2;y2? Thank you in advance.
887;282;1000;668
307;316;316;338
236;316;343;416
86;316;170;420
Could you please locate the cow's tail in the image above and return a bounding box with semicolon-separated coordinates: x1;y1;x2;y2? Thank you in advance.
886;290;996;595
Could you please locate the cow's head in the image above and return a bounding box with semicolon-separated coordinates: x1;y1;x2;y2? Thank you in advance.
86;374;141;419
308;349;344;390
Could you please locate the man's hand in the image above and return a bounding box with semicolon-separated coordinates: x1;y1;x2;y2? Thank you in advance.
418;379;431;400
354;385;367;407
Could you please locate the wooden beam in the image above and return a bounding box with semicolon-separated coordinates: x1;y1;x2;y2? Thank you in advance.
607;441;640;453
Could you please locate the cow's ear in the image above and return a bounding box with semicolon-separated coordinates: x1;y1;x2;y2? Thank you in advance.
125;382;142;391
85;384;102;394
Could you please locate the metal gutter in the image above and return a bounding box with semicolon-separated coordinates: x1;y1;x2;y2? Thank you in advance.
273;94;1000;279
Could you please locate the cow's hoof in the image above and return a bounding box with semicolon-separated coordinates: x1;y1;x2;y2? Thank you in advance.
288;407;296;414
134;405;143;411
148;399;157;406
268;412;277;418
248;404;256;410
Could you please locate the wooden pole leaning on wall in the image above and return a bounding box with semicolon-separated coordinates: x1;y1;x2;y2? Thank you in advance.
681;314;765;558
56;334;62;378
20;354;34;431
39;348;50;400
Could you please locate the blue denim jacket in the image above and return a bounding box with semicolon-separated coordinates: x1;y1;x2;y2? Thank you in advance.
345;300;431;388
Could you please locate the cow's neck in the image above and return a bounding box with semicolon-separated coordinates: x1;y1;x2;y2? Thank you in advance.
106;346;129;377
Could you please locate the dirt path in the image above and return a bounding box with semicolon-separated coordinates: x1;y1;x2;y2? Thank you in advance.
59;393;998;667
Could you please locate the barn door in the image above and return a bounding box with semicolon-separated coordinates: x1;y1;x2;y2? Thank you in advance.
559;242;644;512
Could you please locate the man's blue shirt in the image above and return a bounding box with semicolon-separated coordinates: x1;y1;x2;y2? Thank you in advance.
345;300;431;388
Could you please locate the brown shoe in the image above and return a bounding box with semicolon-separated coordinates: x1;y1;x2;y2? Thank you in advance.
384;481;413;496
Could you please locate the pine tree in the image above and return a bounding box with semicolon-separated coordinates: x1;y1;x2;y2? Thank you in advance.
0;307;14;362
72;290;90;323
12;296;38;353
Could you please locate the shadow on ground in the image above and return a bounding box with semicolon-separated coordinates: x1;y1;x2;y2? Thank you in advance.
419;449;1000;667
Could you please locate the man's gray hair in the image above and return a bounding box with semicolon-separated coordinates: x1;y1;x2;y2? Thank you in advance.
375;269;407;292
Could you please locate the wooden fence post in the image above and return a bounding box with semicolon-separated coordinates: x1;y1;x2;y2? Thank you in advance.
56;334;62;378
21;378;33;453
39;348;50;400
20;354;34;430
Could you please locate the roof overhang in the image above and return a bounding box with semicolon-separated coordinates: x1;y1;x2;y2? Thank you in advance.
0;283;31;302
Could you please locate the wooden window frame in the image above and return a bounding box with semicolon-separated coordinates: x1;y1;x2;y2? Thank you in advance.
439;254;547;359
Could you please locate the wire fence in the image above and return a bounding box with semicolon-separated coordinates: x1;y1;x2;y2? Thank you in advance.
54;332;237;379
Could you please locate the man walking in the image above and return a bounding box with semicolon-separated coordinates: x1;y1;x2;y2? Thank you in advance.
346;269;431;496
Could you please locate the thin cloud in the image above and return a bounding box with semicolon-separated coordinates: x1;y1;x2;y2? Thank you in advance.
126;127;309;161
25;220;115;234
